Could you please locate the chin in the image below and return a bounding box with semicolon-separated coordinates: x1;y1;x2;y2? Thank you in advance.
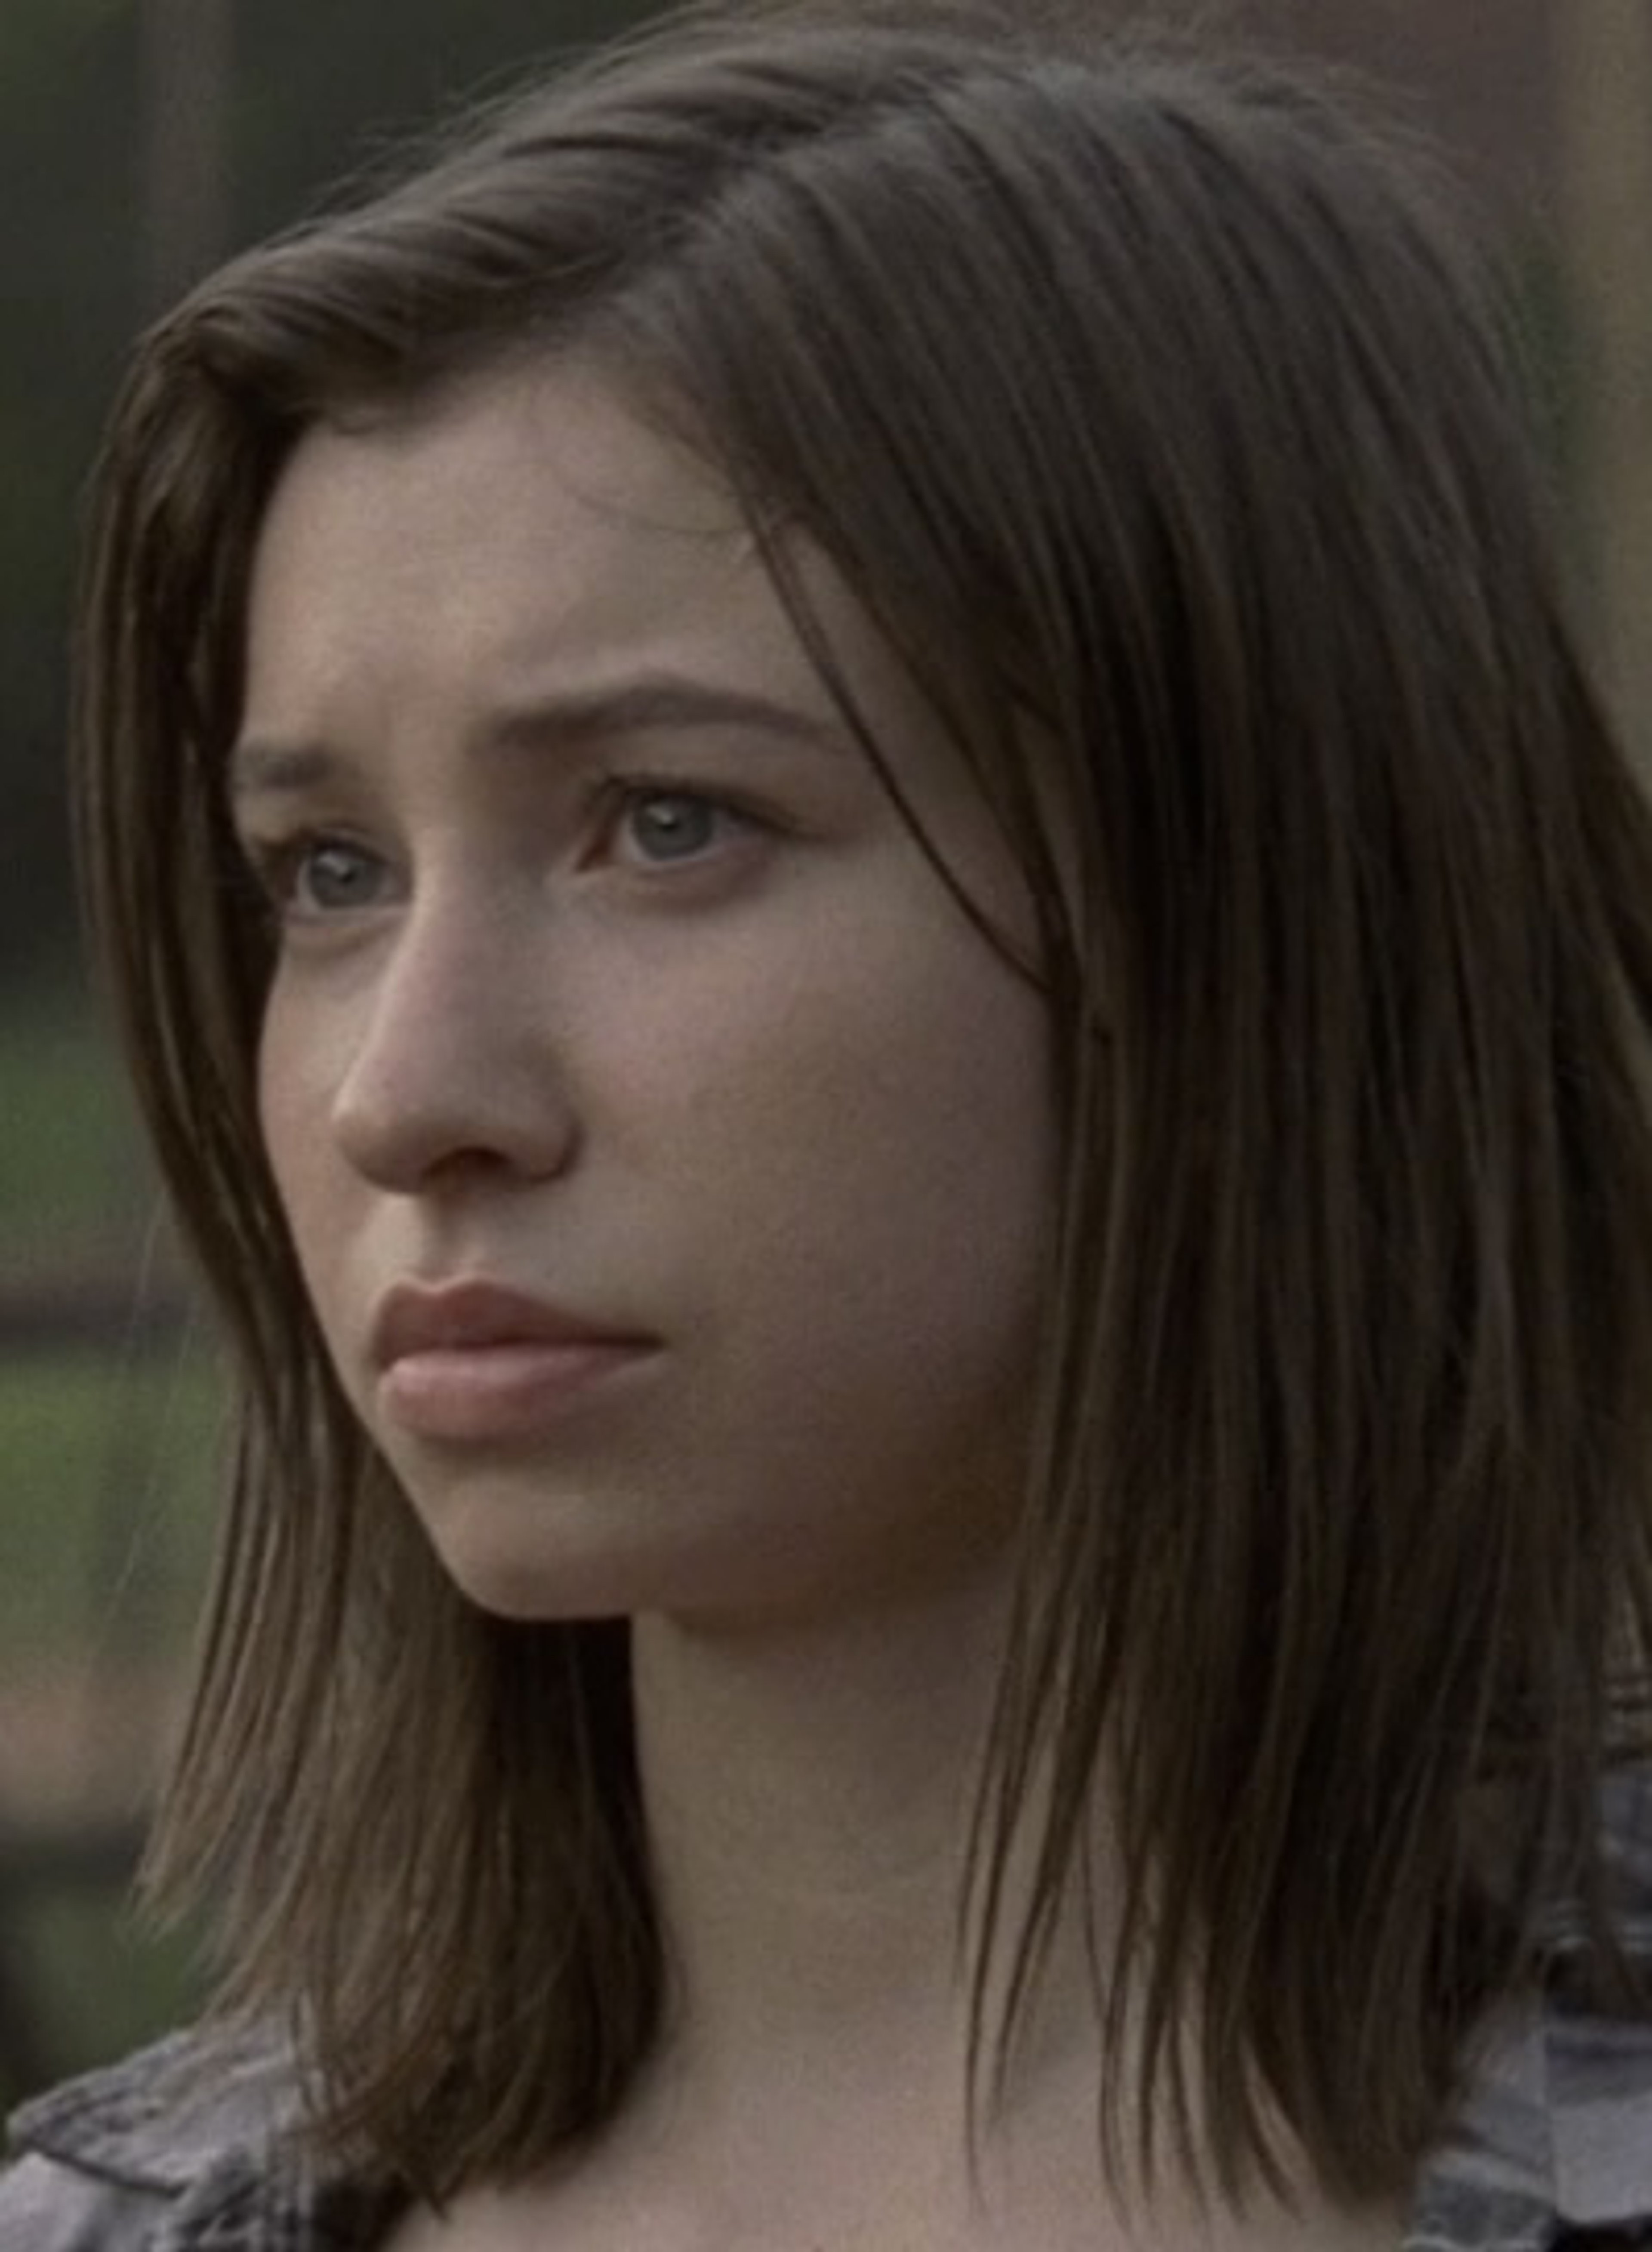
432;1537;643;1624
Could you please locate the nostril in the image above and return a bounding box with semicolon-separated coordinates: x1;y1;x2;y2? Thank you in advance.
328;1035;582;1193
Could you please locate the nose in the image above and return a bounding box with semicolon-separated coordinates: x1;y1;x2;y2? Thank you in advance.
327;889;580;1193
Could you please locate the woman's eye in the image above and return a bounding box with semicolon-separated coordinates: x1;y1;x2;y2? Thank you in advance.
249;835;394;918
301;841;389;910
608;787;749;868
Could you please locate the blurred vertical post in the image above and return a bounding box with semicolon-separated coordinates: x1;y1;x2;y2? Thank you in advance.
1557;0;1652;773
139;0;234;316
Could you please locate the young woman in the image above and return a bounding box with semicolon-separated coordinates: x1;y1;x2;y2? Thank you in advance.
5;5;1652;2247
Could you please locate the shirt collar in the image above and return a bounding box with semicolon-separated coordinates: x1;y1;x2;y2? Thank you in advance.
1406;1767;1652;2248
14;1784;1652;2252
6;2026;394;2248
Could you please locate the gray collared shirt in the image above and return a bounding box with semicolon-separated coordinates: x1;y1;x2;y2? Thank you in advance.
6;1779;1652;2249
5;1993;1651;2252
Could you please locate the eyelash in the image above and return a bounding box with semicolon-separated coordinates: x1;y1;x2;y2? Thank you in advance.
238;832;391;921
588;777;764;870
237;779;769;922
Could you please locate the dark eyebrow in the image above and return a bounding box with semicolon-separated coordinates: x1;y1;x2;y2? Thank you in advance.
228;672;848;803
487;676;848;761
228;741;339;802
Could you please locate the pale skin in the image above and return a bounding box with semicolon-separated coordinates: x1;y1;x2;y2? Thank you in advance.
234;360;1404;2252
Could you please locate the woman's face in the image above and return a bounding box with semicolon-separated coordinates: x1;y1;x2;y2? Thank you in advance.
235;360;1057;1629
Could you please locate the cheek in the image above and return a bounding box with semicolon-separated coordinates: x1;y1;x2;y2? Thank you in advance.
661;925;1057;1391
256;1020;302;1217
255;992;345;1276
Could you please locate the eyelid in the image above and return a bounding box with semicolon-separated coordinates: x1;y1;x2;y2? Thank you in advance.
586;773;774;869
231;769;784;920
235;823;400;921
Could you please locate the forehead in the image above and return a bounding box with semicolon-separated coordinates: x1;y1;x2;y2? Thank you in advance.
237;356;984;823
236;354;1050;981
267;360;747;545
246;361;762;681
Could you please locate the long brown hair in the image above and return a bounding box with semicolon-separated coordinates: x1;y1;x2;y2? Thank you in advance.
75;0;1652;2206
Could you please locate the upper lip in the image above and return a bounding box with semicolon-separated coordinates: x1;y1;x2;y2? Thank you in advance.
370;1281;654;1368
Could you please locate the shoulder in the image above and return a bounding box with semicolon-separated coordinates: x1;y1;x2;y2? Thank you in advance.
0;2149;158;2252
1409;1770;1652;2250
0;2024;389;2250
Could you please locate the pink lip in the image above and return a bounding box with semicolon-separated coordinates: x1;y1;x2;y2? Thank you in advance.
370;1281;658;1442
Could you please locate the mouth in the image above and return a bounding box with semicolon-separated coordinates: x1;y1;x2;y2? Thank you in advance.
370;1280;660;1443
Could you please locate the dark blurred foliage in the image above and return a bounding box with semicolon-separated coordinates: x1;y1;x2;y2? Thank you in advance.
0;0;659;993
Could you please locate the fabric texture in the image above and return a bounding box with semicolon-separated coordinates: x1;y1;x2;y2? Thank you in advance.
5;1777;1652;2249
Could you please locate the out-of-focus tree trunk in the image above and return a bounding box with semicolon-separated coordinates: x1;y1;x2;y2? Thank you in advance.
1558;0;1652;774
139;0;233;315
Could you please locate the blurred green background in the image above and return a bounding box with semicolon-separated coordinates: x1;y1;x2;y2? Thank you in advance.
0;978;219;2103
2;0;1644;2121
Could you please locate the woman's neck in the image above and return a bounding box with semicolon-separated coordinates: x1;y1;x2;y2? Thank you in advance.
631;1561;1014;2078
383;1573;1409;2249
620;1559;1108;2219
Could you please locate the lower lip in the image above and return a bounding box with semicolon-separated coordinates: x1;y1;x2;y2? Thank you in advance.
378;1340;656;1442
